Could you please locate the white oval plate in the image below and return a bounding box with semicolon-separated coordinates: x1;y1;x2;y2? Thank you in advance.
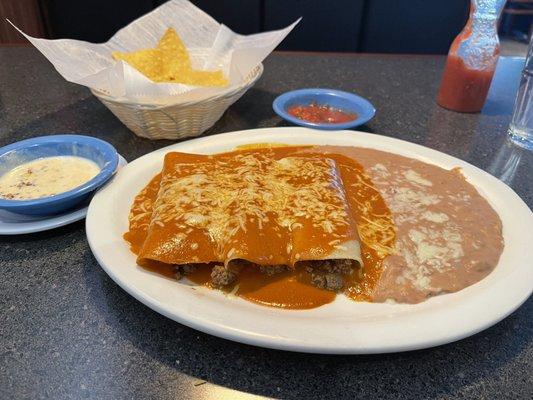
86;128;533;354
0;155;127;235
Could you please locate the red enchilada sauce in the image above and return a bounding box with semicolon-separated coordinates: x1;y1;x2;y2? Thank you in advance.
124;146;395;309
287;103;357;124
181;149;394;309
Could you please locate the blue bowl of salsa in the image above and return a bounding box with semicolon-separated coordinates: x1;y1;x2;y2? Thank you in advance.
272;88;376;130
0;135;118;216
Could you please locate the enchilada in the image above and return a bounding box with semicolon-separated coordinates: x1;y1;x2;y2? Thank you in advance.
131;147;366;293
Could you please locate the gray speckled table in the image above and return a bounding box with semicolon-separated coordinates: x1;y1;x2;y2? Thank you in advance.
0;48;531;400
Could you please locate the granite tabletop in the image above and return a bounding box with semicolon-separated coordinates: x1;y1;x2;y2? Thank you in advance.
0;47;531;400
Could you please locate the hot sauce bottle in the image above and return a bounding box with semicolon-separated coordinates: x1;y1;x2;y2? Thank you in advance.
437;0;505;113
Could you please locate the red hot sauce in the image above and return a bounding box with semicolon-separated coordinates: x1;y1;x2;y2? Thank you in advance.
437;55;497;113
436;0;503;113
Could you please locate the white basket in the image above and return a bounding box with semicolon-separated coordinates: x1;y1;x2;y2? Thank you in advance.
91;64;263;140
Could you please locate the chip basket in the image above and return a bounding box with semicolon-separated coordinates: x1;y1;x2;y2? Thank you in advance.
91;64;263;140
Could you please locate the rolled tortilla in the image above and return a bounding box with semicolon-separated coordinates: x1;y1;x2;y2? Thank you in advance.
130;147;362;271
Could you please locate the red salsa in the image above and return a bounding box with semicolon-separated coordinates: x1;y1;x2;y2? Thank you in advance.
287;102;357;124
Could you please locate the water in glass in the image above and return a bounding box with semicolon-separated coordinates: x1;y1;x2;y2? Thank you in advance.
508;37;533;150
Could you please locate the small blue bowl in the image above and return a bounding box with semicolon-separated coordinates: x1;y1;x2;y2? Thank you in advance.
0;134;118;216
273;88;376;130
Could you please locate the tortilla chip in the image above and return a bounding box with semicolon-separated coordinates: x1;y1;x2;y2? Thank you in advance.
112;28;228;86
157;28;190;67
168;69;228;86
112;49;164;82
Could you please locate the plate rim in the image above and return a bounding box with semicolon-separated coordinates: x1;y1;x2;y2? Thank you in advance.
86;128;533;354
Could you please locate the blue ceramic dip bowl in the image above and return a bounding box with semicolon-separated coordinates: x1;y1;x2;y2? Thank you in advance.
0;135;118;216
272;88;376;130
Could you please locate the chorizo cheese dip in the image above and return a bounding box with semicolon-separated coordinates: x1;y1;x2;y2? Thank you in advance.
0;156;101;200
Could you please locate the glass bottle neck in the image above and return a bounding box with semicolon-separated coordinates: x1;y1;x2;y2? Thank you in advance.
465;15;499;34
451;0;504;70
470;0;506;19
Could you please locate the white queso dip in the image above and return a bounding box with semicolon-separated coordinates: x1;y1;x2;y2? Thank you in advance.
0;156;101;200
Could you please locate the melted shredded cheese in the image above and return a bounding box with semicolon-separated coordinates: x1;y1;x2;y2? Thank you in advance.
128;185;157;231
349;170;396;258
364;162;468;292
403;169;433;187
150;152;352;258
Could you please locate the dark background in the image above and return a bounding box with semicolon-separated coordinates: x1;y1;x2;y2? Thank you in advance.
43;0;470;53
1;0;532;53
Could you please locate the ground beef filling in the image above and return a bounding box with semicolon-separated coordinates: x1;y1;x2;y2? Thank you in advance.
210;263;242;286
174;259;357;292
173;263;200;280
302;259;356;291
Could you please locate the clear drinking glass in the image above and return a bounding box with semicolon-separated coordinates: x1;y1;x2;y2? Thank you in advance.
508;36;533;150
